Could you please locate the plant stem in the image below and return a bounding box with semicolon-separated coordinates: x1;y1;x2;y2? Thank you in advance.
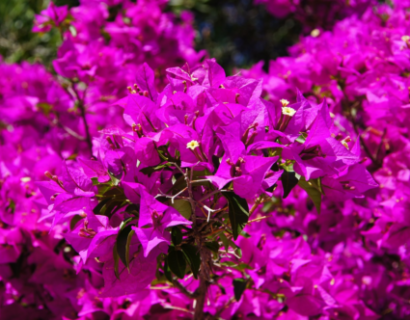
172;279;197;299
181;165;212;320
78;100;93;155
74;90;93;155
194;248;211;320
69;82;93;156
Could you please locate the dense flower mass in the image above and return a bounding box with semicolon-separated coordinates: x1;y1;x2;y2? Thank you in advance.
32;0;205;156
242;0;410;317
1;0;410;319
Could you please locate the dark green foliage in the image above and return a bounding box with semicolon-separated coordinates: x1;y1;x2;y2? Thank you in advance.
167;0;302;73
0;0;77;64
222;191;249;240
168;248;187;279
233;278;247;301
171;227;183;245
181;244;200;278
281;170;300;198
116;225;133;268
3;0;301;71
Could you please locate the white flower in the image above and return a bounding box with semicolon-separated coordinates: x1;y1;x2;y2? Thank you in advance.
187;140;199;150
282;106;296;117
341;136;351;149
311;29;320;37
280;99;290;107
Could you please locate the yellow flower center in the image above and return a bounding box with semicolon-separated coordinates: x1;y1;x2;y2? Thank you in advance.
280;99;290;107
282;106;296;117
187;140;199;150
311;29;320;37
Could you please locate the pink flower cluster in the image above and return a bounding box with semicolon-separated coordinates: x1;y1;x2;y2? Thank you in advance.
33;0;205;156
33;57;374;318
0;61;87;319
242;0;410;317
1;0;409;319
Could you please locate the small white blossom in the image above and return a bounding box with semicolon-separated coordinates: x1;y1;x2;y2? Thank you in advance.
282;106;296;117
280;99;290;107
187;140;199;150
311;29;320;37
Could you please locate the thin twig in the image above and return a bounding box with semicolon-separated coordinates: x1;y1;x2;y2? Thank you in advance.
163;305;194;314
158;187;188;203
182;163;212;320
69;82;93;155
198;189;227;203
248;214;274;224
172;279;198;299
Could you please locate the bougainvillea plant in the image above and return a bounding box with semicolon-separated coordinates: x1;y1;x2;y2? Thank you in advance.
35;59;376;319
4;0;410;319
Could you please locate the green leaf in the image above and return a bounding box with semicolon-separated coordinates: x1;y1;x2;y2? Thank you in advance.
298;177;322;213
296;132;308;144
222;191;249;240
108;171;121;186
221;261;253;271
181;244;200;279
219;232;229;252
119;217;137;231
280;161;294;172
212;155;220;174
113;243;120;280
70;214;84;230
218;284;226;295
235;246;243;258
265;183;277;193
192;169;212;178
155;254;163;280
170;174;187;194
66;153;78;160
157;148;169;161
124;204;139;216
125;229;135;271
168;249;187;279
233;279;247;301
236;262;253;271
163;258;173;282
93;198;110;215
37;102;52;116
95;183;112;197
191;179;212;187
218;232;242;257
240;230;251;238
281;170;300;198
140;163;172;177
171;227;183;245
204;241;220;253
170;199;192;220
116;225;133;268
93;186;128;217
151;275;168;285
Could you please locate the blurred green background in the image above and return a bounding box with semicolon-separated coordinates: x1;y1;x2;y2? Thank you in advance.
0;0;78;64
0;0;301;72
168;0;301;73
